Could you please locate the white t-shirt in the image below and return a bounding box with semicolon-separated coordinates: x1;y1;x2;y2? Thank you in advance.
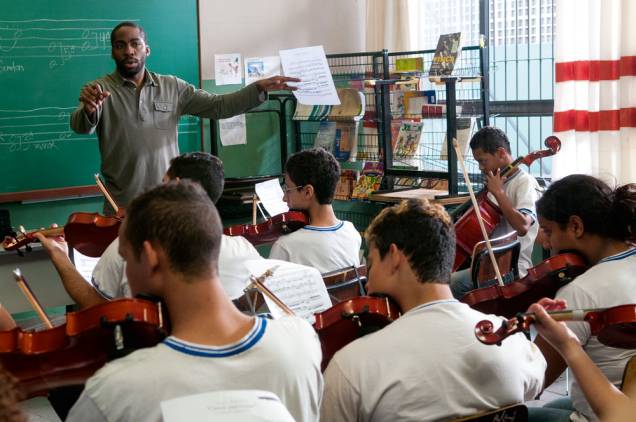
555;247;636;421
320;299;546;422
269;220;361;274
487;168;540;277
91;235;262;300
67;315;323;422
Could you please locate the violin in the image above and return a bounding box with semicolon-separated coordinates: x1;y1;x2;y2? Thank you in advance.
475;304;636;349
223;211;309;246
451;136;561;272
2;211;122;258
0;298;166;398
461;252;588;318
313;296;401;370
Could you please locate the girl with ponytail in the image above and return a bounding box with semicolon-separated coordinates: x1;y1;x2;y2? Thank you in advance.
529;174;636;422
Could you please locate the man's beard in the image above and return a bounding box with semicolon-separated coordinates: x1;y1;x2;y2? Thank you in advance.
116;57;145;78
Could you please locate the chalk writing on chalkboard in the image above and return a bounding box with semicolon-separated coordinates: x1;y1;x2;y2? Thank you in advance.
0;19;127;71
0;106;199;153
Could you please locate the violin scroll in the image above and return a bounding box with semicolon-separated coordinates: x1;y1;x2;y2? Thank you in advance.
544;135;561;154
475;315;533;346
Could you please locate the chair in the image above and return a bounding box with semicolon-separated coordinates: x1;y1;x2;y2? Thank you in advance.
621;355;636;392
470;231;521;289
451;403;528;422
321;265;367;304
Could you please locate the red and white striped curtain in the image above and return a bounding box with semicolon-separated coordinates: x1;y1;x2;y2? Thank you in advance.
553;0;636;184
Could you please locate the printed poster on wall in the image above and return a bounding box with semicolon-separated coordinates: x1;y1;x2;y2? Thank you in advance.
244;56;281;84
214;53;242;85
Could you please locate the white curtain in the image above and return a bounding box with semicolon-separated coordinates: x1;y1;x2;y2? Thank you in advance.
553;0;636;184
366;0;411;51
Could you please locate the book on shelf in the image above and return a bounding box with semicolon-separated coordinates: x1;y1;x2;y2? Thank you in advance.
351;162;383;200
293;88;365;121
421;104;463;117
333;121;359;161
335;169;358;200
440;117;476;160
313;121;359;162
395;57;424;73
393;121;423;158
314;121;337;150
403;90;437;116
429;32;463;82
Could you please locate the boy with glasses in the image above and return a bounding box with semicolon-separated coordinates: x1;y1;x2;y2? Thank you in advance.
269;148;361;274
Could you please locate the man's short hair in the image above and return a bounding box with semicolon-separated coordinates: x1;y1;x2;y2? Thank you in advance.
365;199;455;284
469;126;511;154
110;21;147;46
166;152;224;204
124;181;222;277
285;148;340;205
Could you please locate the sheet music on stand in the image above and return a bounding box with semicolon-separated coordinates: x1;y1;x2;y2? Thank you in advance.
244;259;331;324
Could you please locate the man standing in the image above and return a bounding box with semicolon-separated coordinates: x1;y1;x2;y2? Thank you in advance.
71;21;297;211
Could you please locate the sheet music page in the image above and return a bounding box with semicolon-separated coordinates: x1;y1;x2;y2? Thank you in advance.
254;178;289;217
161;390;295;422
245;259;331;323
71;248;100;283
279;45;340;105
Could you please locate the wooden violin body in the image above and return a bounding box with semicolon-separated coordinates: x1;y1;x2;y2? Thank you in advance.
3;212;122;257
452;136;561;272
223;211;309;246
461;252;588;318
313;296;401;370
0;298;166;398
475;304;636;349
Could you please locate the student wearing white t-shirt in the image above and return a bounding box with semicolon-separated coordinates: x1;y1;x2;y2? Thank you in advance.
37;152;262;308
320;198;545;422
451;126;540;299
66;181;323;422
269;148;361;274
528;175;636;422
527;297;636;422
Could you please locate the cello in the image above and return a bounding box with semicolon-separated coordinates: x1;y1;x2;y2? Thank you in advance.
452;136;561;271
474;304;636;349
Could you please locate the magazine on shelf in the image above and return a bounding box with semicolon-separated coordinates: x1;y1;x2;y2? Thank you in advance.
293;88;365;121
429;32;463;81
393;121;423;158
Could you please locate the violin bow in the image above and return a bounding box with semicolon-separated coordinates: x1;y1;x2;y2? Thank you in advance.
246;266;295;316
452;139;505;287
12;268;53;329
94;174;120;214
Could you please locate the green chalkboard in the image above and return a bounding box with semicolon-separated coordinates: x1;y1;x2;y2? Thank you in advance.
0;0;201;195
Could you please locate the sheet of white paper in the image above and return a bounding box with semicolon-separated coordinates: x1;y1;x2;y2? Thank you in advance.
161;390;295;422
254;178;288;217
219;114;247;146
245;56;281;84
245;259;332;324
214;53;242;85
71;248;100;283
279;45;340;105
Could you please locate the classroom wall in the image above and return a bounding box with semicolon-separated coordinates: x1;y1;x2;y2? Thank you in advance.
199;0;367;80
199;0;368;178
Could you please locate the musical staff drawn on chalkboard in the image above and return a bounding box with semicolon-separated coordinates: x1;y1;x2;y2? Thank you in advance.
0;107;199;152
0;19;139;70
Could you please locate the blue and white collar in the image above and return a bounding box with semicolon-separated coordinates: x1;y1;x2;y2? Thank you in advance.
162;316;267;358
302;220;344;232
598;247;636;264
